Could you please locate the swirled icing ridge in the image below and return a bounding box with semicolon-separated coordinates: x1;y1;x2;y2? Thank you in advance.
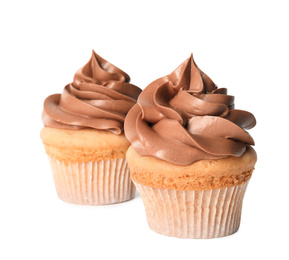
42;50;142;134
124;54;256;165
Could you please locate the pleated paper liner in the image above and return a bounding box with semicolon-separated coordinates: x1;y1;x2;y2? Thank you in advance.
48;156;135;205
135;182;249;239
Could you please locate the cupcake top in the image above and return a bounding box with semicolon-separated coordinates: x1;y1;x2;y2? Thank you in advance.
42;50;142;135
125;54;256;165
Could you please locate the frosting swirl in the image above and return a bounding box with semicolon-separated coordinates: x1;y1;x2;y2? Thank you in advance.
42;50;142;135
124;54;256;165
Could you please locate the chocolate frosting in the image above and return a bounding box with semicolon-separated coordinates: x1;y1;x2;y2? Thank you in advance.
124;54;256;165
42;50;142;135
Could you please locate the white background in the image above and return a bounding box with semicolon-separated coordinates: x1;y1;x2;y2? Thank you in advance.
1;1;288;259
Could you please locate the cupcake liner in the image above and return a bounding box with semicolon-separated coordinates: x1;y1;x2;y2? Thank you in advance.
134;182;249;239
48;156;135;205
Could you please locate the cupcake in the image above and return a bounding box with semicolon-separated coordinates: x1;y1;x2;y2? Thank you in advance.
125;54;257;238
41;50;142;205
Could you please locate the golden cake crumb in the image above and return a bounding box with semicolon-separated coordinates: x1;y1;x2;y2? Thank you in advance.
40;127;130;163
127;145;257;191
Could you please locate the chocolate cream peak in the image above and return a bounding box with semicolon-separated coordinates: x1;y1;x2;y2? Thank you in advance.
42;50;142;135
124;54;256;165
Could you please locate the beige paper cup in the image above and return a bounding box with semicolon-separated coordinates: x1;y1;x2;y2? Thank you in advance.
48;156;135;205
134;182;249;239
